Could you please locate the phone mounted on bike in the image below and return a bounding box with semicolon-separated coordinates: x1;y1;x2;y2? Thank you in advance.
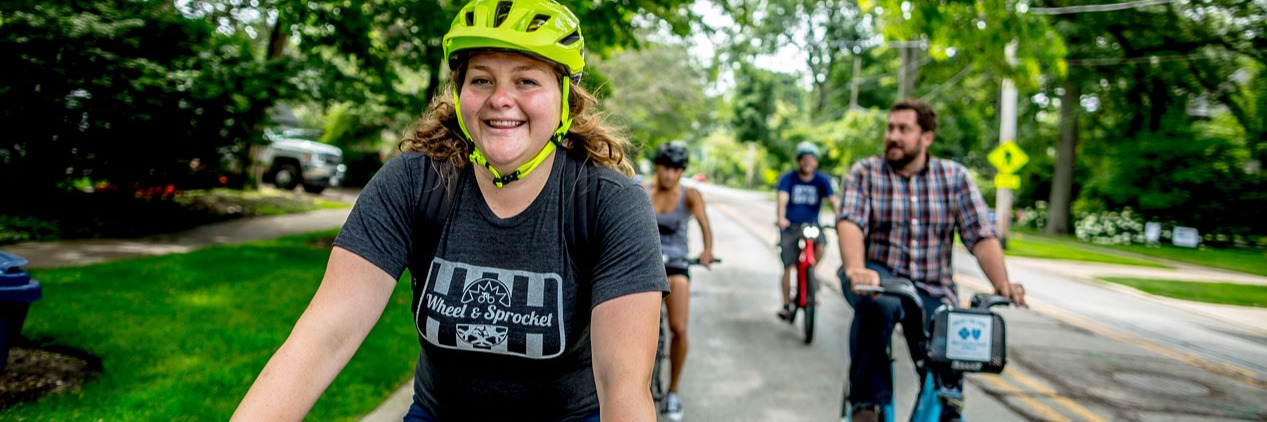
927;292;1011;373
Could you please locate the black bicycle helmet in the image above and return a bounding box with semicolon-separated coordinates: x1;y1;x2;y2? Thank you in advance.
654;142;690;168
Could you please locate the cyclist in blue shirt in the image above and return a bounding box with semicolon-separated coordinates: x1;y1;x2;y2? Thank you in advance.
776;142;839;321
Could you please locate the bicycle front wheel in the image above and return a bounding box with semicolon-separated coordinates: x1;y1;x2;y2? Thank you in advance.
802;263;816;344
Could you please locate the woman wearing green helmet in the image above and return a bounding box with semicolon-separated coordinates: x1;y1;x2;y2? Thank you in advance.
232;1;667;421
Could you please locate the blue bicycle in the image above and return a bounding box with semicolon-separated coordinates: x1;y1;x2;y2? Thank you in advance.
840;277;1014;422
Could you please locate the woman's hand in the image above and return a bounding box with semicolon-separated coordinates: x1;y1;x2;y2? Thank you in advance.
698;248;715;269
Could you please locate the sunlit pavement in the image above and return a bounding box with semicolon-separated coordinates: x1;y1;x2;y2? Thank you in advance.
686;181;1267;421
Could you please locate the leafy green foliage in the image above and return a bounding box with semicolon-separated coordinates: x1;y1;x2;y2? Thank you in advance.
592;44;711;160
1;0;707;198
871;0;1067;89
1080;111;1264;242
730;64;808;160
1;0;291;196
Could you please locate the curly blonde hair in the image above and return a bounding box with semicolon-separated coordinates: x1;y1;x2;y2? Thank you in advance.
398;65;634;182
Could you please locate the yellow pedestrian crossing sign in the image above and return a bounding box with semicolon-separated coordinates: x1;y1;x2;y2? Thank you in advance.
989;142;1028;190
988;141;1029;174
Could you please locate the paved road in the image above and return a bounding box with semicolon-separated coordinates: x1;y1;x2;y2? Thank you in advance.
694;181;1267;421
363;180;1267;421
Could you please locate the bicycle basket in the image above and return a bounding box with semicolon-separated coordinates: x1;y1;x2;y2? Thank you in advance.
928;307;1007;373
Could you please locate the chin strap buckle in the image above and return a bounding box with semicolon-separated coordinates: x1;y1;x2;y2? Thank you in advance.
492;171;521;188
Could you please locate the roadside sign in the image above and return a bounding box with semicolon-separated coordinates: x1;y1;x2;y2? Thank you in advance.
993;173;1021;190
988;141;1029;174
1172;227;1200;248
1145;222;1162;244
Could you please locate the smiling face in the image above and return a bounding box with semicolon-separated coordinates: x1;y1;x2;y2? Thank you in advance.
459;51;563;172
884;109;933;170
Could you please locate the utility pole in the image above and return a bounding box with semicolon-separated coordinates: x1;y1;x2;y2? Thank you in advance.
897;40;921;99
849;55;861;109
995;40;1019;248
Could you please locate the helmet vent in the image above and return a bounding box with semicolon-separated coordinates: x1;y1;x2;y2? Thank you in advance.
559;31;580;46
527;14;550;32
493;1;512;27
465;11;474;26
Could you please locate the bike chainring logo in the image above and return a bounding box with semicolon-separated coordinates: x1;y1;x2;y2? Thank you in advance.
417;258;566;359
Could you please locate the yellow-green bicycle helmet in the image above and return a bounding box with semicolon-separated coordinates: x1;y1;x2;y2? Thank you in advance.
443;0;585;187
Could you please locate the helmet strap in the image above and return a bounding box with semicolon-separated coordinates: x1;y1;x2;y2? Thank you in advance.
470;140;557;188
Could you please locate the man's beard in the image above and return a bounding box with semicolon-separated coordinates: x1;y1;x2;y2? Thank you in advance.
885;144;919;169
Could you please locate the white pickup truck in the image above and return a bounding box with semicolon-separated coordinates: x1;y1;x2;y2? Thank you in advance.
257;134;347;194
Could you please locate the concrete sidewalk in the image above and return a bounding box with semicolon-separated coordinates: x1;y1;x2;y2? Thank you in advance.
2;208;352;270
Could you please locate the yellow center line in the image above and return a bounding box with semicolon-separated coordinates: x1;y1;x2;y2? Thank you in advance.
1004;366;1109;422
978;373;1070;422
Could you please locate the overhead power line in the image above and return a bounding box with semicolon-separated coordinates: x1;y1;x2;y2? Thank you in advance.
1029;0;1175;15
1066;49;1263;66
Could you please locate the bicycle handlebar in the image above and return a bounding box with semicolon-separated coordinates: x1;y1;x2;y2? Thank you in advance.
686;257;722;265
970;293;1013;310
854;278;1014;311
664;255;722;266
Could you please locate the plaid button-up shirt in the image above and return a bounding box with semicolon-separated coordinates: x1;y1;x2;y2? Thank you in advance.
836;156;996;301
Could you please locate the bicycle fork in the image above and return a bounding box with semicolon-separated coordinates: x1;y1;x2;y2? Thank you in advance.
797;239;816;307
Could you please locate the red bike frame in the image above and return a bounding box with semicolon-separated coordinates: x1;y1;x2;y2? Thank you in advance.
796;234;817;308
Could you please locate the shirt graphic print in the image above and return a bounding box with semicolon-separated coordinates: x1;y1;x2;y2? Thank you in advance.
416;257;566;359
791;184;820;205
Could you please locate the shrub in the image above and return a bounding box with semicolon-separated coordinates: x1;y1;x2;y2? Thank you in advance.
1074;207;1146;245
1016;201;1049;231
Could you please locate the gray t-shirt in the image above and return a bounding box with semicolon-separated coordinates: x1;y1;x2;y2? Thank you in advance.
334;150;667;421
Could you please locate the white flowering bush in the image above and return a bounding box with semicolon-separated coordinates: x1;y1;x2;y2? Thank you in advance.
1074;207;1147;245
1016;201;1048;231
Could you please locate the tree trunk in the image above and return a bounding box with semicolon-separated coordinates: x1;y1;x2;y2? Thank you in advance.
268;18;289;60
1047;79;1080;235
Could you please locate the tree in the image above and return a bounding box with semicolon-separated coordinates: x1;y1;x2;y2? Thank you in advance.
1037;0;1266;237
720;0;877;121
1;0;708;197
1;0;293;196
730;64;808;160
590;43;711;161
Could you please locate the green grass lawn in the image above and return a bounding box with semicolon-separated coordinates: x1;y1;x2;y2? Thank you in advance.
1007;230;1267;277
1099;243;1267;278
1003;232;1171;268
14;229;416;421
1097;277;1267;308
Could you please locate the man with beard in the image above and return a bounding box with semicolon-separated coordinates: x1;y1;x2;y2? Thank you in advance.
835;99;1026;422
775;142;838;321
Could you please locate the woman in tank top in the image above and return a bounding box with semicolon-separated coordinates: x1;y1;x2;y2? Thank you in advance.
645;141;714;421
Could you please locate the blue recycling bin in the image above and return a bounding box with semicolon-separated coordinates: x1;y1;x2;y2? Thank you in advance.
1;251;43;372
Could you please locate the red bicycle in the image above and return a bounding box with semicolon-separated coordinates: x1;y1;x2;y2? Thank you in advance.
785;223;830;344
